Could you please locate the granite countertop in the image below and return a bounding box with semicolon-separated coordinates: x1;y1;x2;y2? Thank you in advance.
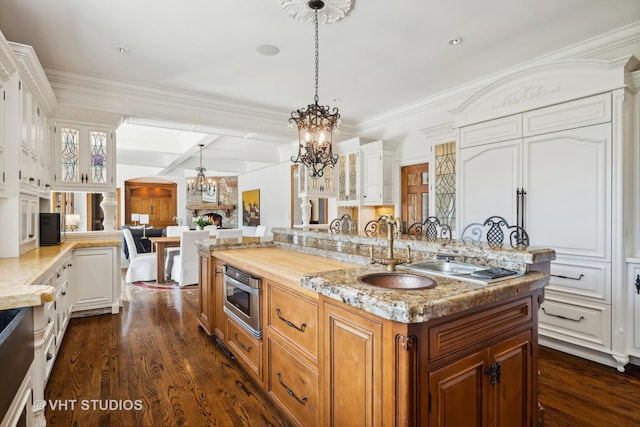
301;266;548;323
0;239;121;310
208;246;549;323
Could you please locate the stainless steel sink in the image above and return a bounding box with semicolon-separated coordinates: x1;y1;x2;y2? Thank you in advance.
403;260;485;275
357;272;437;290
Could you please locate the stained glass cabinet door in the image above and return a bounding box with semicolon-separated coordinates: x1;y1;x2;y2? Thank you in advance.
54;122;115;192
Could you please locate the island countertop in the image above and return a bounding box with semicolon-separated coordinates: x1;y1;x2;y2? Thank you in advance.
210;247;548;323
0;239;121;310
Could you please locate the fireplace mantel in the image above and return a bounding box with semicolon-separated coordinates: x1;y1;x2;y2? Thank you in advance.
186;204;236;217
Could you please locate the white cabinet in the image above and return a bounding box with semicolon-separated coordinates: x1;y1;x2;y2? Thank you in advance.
454;58;637;370
53;121;116;192
360;140;397;206
0;81;6;197
629;264;640;358
71;246;121;314
334;137;363;206
19;193;38;253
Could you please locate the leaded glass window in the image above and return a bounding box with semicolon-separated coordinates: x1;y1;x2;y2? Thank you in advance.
60;127;80;183
434;141;456;230
90;130;108;184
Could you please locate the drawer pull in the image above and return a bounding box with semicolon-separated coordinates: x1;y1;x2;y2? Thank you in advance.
276;372;308;405
276;308;307;332
46;353;53;361
551;273;584;281
233;333;252;353
635;274;639;295
542;308;585;322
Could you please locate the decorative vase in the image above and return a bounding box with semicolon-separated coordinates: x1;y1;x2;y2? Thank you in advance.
196;225;204;231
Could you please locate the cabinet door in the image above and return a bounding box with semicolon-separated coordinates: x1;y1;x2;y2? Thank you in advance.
323;301;382;426
0;83;5;196
213;260;226;340
72;247;115;312
487;331;532;427
197;254;214;335
458;139;521;228
630;265;640;355
54;123;115;191
429;351;487;427
337;151;360;206
523;123;610;259
19;194;38;250
362;150;382;204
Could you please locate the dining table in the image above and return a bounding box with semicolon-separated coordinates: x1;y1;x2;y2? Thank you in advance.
149;236;180;284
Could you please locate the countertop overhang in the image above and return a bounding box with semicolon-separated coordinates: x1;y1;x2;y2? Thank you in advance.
0;239;121;310
210;247;549;323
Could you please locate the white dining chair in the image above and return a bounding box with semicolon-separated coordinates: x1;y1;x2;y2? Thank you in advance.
216;228;243;243
123;228;157;283
164;225;190;281
171;230;209;287
204;224;218;236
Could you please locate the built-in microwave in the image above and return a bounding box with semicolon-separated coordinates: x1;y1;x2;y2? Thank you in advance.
222;264;262;339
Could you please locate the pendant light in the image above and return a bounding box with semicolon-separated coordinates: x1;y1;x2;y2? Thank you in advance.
187;144;217;197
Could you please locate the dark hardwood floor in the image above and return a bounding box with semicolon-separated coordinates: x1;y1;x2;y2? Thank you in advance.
45;274;640;426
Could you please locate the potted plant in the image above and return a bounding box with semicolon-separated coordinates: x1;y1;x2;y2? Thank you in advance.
193;216;212;230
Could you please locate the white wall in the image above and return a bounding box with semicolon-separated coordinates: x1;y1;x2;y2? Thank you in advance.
238;162;292;235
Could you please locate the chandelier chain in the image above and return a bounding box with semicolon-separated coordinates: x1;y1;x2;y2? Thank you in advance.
314;8;319;103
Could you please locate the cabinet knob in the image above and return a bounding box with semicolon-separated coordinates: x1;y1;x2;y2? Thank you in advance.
635;274;640;295
46;353;53;361
61;291;66;296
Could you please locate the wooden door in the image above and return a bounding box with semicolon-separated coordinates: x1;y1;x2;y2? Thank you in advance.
401;163;429;232
125;180;177;228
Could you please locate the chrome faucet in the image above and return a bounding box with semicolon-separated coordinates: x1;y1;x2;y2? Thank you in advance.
369;216;412;271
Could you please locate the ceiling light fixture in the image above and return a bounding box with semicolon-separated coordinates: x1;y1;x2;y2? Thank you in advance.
187;144;217;198
288;0;341;178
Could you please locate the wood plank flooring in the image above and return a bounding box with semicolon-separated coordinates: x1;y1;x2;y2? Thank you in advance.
45;275;640;426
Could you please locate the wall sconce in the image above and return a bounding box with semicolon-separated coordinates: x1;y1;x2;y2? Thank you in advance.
139;214;149;239
131;213;140;226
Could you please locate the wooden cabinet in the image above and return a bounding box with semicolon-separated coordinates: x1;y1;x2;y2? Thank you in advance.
197;250;214;334
197;252;226;340
265;280;321;426
428;331;532;427
360;140;397;206
125;181;178;228
71;246;120;314
53;121;115;192
227;316;263;383
323;299;383;426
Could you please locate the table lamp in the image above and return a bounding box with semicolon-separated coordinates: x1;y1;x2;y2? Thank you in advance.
65;213;81;231
131;213;140;226
139;214;150;239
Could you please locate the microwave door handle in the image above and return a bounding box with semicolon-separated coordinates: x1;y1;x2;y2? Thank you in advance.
224;275;260;296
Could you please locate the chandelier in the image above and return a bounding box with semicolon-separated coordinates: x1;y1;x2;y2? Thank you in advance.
289;0;342;178
188;144;217;197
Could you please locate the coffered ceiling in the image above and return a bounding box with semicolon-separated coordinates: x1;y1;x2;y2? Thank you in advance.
1;0;639;176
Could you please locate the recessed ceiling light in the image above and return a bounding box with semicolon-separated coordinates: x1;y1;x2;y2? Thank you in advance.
256;44;280;56
115;46;130;54
448;37;463;46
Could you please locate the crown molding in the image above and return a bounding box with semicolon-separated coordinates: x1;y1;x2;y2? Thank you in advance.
0;31;17;82
420;123;454;145
9;42;57;115
357;21;640;132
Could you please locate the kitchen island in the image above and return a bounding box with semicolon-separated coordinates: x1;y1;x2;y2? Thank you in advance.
198;229;554;426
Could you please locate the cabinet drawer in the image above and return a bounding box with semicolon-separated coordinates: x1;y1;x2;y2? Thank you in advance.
548;260;610;302
267;336;319;427
539;296;610;350
428;295;532;361
226;317;263;382
267;284;318;363
459;114;522;148
523;93;611;136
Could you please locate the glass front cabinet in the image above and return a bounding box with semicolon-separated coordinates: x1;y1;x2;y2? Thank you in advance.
53;122;116;192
